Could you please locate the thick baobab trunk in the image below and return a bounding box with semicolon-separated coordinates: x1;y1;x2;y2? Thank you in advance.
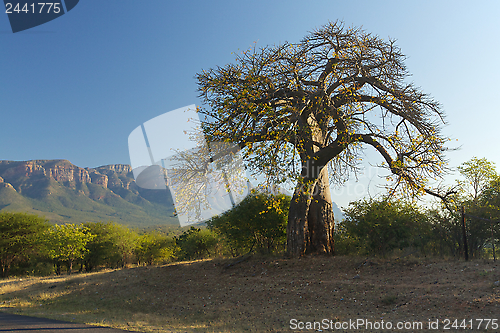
307;167;335;254
286;166;336;257
286;178;314;257
287;114;336;257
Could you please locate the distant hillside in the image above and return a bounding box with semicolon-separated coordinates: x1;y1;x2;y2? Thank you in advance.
0;160;179;227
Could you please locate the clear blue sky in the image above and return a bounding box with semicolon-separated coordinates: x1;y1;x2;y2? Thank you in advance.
1;1;499;208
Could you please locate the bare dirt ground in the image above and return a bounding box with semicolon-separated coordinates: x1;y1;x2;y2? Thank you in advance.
1;255;499;332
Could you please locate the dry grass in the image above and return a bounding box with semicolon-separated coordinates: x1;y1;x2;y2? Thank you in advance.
1;256;499;332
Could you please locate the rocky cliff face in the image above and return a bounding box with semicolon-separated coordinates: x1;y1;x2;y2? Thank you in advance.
0;160;135;192
95;164;132;174
0;159;177;227
0;175;15;190
1;160;46;180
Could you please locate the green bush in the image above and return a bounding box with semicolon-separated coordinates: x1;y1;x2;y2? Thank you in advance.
135;232;176;265
175;227;219;260
207;192;290;256
340;198;431;256
333;221;364;255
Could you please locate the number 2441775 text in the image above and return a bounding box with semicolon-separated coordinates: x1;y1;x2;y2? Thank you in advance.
5;3;62;14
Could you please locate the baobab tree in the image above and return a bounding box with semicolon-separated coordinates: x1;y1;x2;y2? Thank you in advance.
196;21;449;257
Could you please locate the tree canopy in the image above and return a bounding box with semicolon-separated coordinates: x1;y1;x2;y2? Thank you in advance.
457;157;498;202
197;21;449;256
44;223;94;274
0;212;49;277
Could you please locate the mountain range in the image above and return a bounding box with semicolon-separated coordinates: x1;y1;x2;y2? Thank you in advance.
0;159;344;227
0;160;179;227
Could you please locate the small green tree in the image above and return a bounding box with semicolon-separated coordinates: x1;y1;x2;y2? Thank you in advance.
82;222;118;272
44;224;94;275
473;177;500;258
459;158;499;257
457;157;498;202
208;192;290;256
0;212;49;277
440;157;500;258
82;222;138;271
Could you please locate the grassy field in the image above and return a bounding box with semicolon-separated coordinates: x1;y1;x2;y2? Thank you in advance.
1;255;499;332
